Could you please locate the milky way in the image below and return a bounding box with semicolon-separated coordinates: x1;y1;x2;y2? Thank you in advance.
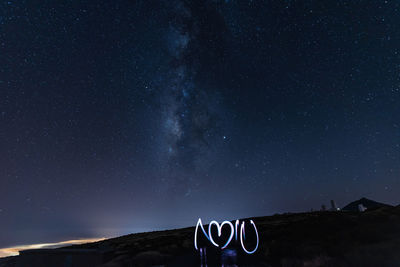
153;0;231;195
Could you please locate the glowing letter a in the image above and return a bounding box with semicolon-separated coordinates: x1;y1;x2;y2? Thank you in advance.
194;218;210;250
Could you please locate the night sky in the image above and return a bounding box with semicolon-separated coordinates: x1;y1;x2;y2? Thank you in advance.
1;0;400;249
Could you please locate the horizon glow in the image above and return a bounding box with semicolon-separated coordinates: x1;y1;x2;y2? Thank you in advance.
0;238;106;258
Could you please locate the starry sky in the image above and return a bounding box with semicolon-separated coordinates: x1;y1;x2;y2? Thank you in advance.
1;0;400;249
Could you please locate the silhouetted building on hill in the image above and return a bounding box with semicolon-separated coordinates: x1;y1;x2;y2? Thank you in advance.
330;200;340;211
358;204;367;212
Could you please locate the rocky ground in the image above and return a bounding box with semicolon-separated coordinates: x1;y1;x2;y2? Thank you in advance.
2;204;400;266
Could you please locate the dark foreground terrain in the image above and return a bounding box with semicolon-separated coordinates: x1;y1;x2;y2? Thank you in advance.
2;204;400;267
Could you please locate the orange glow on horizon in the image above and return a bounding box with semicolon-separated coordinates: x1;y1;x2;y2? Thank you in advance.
0;238;106;258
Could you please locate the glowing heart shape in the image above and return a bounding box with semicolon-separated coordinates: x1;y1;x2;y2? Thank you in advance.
208;220;234;249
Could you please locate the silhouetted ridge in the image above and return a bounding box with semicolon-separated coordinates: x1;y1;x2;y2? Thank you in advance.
342;197;393;211
2;205;400;266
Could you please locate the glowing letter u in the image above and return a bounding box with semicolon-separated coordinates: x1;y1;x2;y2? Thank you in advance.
240;220;259;254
